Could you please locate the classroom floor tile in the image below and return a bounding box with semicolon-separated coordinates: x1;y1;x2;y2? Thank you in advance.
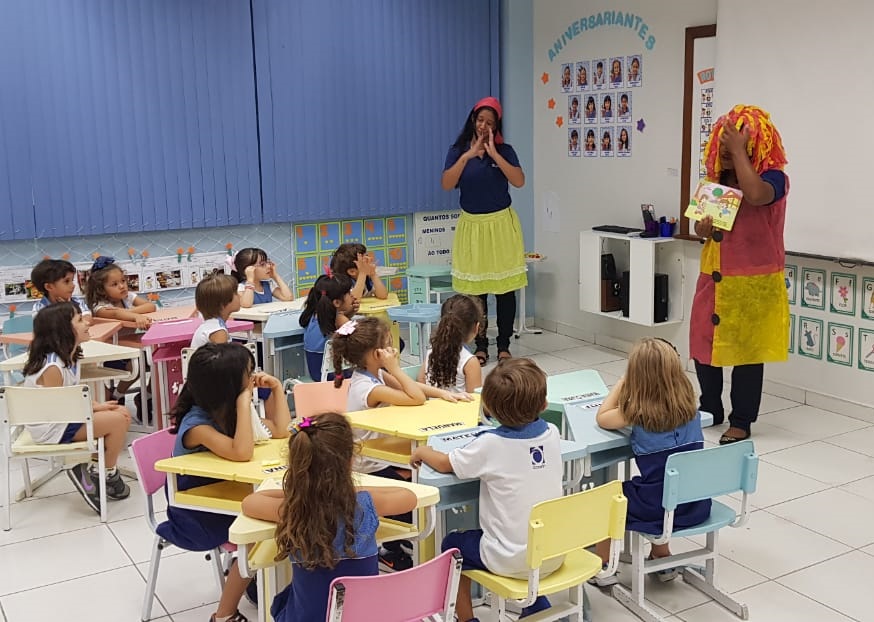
3;327;873;621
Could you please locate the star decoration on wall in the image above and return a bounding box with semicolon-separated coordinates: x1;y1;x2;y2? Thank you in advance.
547;98;555;109
555;116;564;128
541;72;549;84
636;118;646;132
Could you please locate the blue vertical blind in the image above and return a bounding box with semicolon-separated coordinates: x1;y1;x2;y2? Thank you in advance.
0;0;497;240
253;0;496;222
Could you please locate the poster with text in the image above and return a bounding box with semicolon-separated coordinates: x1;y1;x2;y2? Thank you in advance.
862;278;874;320
827;322;853;366
798;316;823;360
859;328;874;372
830;272;856;315
801;268;826;310
785;264;797;305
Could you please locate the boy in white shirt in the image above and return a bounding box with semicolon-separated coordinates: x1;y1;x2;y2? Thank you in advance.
410;358;563;622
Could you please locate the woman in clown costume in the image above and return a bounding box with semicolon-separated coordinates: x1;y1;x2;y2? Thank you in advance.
690;105;789;445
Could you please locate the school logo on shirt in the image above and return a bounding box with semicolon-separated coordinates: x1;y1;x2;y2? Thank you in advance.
530;445;546;469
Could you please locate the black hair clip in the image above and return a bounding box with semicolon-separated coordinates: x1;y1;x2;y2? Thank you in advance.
91;255;116;272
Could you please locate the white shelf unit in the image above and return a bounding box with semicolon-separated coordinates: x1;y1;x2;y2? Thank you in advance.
579;231;685;326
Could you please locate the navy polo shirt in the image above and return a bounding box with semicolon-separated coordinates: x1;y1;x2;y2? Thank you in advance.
444;143;521;214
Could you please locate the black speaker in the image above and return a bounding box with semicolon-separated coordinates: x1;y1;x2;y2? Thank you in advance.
601;253;617;281
620;271;630;317
654;273;669;323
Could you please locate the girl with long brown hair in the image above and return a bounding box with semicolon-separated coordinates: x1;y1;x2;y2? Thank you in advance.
242;413;417;622
417;294;482;392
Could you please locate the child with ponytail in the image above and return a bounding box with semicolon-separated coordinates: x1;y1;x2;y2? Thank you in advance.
299;274;358;381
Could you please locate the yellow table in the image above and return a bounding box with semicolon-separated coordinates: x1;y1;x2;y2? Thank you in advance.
356;293;401;348
345;395;481;468
229;474;441;622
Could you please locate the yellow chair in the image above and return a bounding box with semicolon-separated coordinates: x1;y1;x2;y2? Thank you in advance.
0;385;107;530
464;480;627;622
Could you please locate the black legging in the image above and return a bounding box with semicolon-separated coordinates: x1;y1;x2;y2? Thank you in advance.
475;292;517;353
694;360;764;432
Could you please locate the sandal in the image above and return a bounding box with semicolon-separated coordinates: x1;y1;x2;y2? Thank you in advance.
474;351;489;367
719;427;751;445
497;350;512;362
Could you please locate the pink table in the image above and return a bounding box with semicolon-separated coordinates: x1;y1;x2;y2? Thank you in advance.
141;317;255;428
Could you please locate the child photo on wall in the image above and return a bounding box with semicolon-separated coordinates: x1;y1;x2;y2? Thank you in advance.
568;95;581;124
600;93;613;121
627;55;642;86
575;61;589;91
609;57;624;87
593;58;607;89
617;126;631;157
584;128;598;157
561;63;573;91
568;128;581;157
618;91;632;122
584;95;597;124
600;127;614;157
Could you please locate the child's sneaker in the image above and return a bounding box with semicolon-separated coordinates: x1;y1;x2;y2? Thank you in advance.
66;463;101;514
519;595;551;618
90;467;130;500
245;576;258;606
648;556;679;582
587;564;619;587
378;547;413;572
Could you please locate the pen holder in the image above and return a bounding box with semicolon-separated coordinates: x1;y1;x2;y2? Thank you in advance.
645;221;659;236
659;222;675;237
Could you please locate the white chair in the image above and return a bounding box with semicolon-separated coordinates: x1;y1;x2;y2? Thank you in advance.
613;440;759;622
0;385;107;530
182;342;265;418
320;339;353;382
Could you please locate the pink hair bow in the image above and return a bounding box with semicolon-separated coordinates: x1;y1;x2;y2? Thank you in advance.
337;320;357;336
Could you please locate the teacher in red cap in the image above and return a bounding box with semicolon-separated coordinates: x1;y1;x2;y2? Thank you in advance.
441;96;526;366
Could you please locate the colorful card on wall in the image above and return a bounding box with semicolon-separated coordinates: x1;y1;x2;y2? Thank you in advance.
390;276;408;303
798;316;823;360
830;272;856;315
386;217;406;244
801;268;826;310
318;253;333;277
386;246;408;268
785;264;797;305
295;255;320;283
342;220;364;244
684;181;743;231
295;224;318;254
318;222;341;252
827;322;853;366
859;328;874;372
370;249;386;270
788;313;795;353
364;219;385;246
862;278;874;321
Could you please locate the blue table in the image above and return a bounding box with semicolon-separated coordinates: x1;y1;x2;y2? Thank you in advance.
261;310;305;382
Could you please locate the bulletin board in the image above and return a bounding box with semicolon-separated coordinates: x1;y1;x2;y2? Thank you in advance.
293;217;410;302
412;210;461;266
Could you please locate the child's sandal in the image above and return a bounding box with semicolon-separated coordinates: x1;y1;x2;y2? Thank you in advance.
497;350;512;362
474;351;489;367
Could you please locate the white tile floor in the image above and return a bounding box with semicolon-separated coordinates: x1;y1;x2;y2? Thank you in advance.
2;330;873;622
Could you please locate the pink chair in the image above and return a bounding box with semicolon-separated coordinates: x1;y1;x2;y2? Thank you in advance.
326;548;463;621
129;429;233;621
292;381;350;420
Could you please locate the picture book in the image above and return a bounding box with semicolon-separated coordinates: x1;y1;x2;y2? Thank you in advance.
685;180;744;231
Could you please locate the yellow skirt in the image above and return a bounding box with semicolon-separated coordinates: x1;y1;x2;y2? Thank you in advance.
451;207;527;296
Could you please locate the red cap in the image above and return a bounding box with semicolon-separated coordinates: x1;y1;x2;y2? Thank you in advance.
474;96;502;119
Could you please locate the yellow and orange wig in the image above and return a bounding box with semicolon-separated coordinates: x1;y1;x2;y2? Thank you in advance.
702;104;787;181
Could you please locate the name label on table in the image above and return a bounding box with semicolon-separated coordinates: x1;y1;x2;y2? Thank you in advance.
577;400;603;410
419;421;466;432
438;430;480;442
262;465;288;474
560;391;601;402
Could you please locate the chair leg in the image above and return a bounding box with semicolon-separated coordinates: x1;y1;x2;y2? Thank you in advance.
142;536;164;621
21;458;33;498
2;457;11;531
681;531;749;620
612;532;663;622
97;439;107;523
210;547;226;590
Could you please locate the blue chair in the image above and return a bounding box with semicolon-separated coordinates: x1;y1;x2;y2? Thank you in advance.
1;315;34;361
386;303;442;361
613;440;758;622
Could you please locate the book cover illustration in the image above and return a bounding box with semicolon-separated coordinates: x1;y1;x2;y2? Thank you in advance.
685;180;744;231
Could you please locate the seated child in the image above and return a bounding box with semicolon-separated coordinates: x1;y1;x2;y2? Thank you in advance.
230;247;294;308
30;258;88;315
329;243;388;300
299;274;358;381
23;303;131;513
592;337;711;585
418;294;482;392
191;273;241;350
410;358;563;622
242;412;418;622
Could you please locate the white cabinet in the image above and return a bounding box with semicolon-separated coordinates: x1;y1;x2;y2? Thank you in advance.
579;231;685;326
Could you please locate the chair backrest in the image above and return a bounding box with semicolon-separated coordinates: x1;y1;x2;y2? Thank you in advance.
327;548;462;622
321;339;353;382
293;381;350;420
662;440;758;511
1;315;35;359
400;364;421;381
0;385;92;427
129;428;176;497
526;480;627;570
182;341;258;380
